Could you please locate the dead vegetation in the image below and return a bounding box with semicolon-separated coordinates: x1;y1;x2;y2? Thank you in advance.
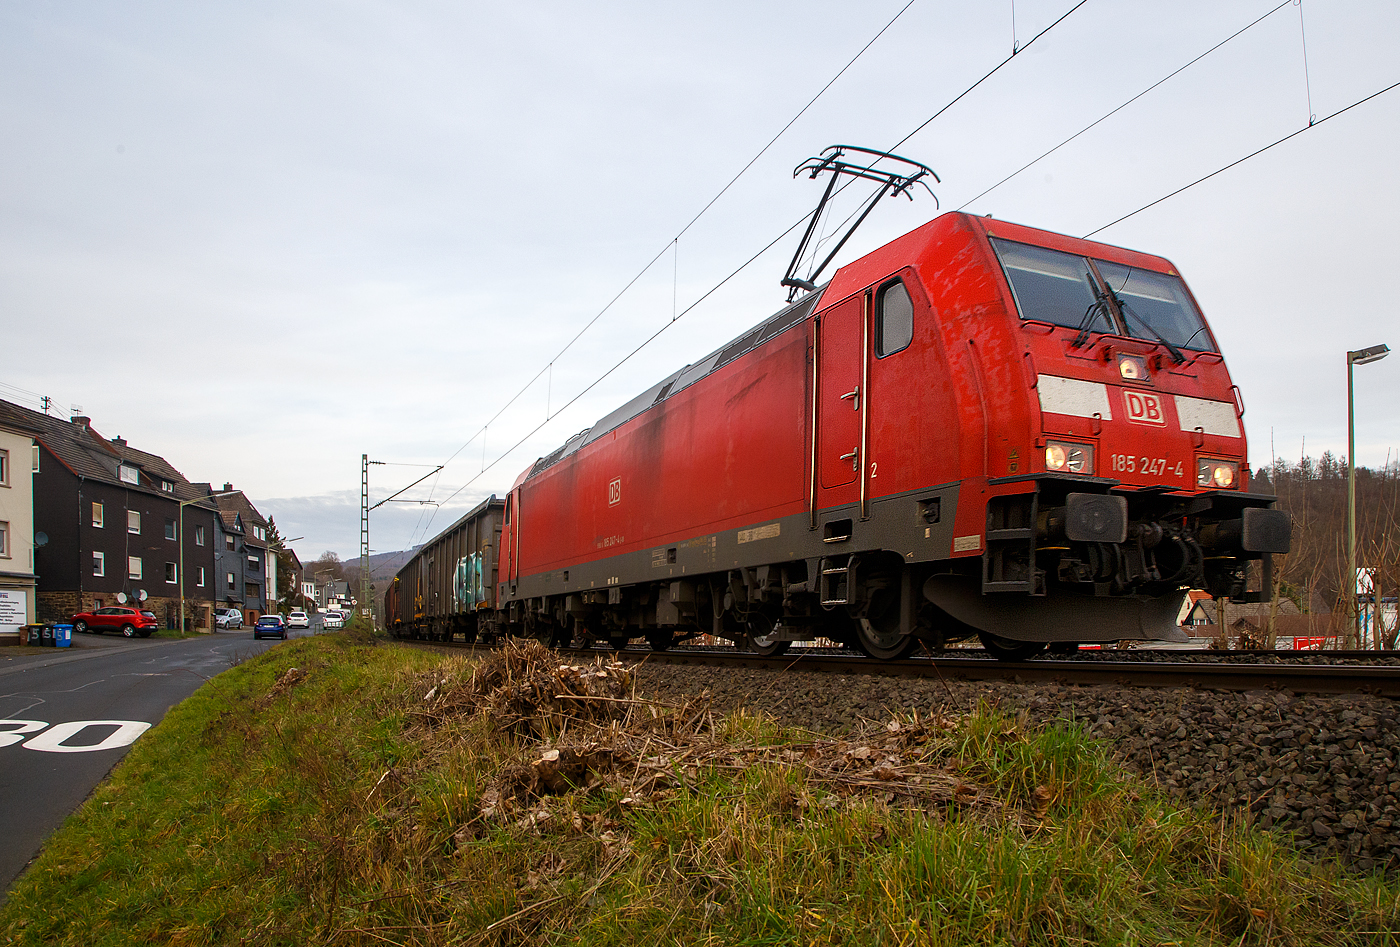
405;640;1046;846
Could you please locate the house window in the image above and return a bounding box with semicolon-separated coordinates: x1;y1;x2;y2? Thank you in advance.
248;555;260;570
119;464;139;485
225;534;234;550
247;583;261;602
92;502;104;528
227;572;236;590
0;521;8;557
161;480;173;493
0;449;8;486
32;445;39;473
93;551;105;576
128;556;142;579
198;566;206;587
165;562;177;584
128;510;140;534
165;519;176;541
252;525;266;542
195;525;206;546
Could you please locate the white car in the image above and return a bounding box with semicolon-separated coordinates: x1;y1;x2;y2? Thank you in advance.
322;612;344;629
287;611;310;629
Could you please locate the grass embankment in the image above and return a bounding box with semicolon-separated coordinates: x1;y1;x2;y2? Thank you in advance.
2;627;1397;946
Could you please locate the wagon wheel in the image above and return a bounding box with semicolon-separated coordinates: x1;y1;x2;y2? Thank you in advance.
977;632;1046;662
647;629;675;652
606;632;631;651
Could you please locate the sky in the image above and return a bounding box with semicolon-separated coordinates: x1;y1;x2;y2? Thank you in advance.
2;0;1397;563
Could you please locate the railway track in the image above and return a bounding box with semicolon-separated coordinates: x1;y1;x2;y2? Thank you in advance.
396;637;1400;697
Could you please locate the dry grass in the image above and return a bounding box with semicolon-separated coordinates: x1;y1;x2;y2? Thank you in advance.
3;634;1398;946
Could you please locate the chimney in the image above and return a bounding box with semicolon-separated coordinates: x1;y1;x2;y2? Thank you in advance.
223;483;234;492
110;436;127;447
71;416;90;428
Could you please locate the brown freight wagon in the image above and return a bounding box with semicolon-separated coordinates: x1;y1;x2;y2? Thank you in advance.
387;496;504;642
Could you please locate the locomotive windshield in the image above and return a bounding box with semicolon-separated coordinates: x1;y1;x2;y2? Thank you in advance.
992;238;1217;353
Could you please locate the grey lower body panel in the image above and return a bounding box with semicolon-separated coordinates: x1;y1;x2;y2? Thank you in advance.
923;574;1189;644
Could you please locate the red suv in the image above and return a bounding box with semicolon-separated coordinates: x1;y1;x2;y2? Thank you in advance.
72;606;159;638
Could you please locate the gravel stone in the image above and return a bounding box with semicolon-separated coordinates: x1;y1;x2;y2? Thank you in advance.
632;660;1400;872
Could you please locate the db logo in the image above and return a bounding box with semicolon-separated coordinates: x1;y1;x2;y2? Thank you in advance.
1123;391;1167;426
607;478;622;506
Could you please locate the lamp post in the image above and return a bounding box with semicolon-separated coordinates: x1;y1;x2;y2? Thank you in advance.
179;489;241;633
1347;343;1389;648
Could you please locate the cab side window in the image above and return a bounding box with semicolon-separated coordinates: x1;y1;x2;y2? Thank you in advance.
876;279;913;357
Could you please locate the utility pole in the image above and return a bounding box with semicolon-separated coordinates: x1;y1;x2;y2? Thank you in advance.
361;456;441;629
360;454;371;625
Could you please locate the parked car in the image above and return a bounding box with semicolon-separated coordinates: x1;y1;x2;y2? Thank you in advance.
71;606;158;638
253;615;287;640
287;611;310;629
216;608;244;630
322;612;344;629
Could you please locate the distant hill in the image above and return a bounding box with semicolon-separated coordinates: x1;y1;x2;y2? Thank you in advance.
346;547;421;588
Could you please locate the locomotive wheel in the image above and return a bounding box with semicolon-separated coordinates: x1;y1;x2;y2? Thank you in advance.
977;632;1046;662
606;634;630;651
647;629;675;652
744;610;790;657
853;617;916;660
851;569;915;660
745;628;790;657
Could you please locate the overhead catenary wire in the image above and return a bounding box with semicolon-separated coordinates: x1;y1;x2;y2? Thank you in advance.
957;0;1293;212
1084;77;1400;239
408;2;1094;543
427;0;923;478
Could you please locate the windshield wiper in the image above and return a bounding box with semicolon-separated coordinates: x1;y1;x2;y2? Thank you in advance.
1072;267;1113;348
1115;295;1187;364
1071;298;1111;349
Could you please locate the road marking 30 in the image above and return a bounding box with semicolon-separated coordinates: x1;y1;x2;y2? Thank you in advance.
0;719;152;753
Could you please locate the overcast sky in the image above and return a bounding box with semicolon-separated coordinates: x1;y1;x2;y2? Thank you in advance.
2;0;1396;563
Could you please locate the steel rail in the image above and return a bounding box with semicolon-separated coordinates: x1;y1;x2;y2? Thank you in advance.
395;638;1400;696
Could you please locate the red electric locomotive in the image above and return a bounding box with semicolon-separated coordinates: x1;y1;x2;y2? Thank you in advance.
479;209;1289;659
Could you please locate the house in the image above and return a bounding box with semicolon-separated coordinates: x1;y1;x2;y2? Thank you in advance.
323;579;354;610
0;401;220;629
0;422;38;644
198;483;272;624
1182;598;1302;627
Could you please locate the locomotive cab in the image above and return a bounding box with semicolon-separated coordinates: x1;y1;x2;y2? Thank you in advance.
907;217;1290;656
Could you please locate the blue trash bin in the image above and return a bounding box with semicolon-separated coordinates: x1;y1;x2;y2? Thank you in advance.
53;623;73;648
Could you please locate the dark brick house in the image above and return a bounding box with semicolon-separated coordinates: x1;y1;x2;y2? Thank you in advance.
0;400;219;628
197;483;271;623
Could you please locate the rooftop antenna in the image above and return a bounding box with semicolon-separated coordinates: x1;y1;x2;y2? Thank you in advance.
69;404;83;418
780;144;938;302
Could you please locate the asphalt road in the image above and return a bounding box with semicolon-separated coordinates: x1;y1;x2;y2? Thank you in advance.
0;622;321;897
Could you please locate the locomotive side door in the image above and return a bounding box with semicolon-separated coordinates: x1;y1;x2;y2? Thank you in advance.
815;294;868;510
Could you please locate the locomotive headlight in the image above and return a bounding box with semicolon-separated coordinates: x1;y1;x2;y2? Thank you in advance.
1117;354;1149;381
1197;459;1238;489
1045;441;1093;475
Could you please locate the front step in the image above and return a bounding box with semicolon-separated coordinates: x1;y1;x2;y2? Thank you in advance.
819;554;856;605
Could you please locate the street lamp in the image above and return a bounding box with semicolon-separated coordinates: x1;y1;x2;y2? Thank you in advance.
179;489;241;634
1347;343;1389;648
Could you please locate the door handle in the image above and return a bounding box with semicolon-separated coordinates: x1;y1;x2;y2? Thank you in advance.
840;449;859;471
839;386;860;410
